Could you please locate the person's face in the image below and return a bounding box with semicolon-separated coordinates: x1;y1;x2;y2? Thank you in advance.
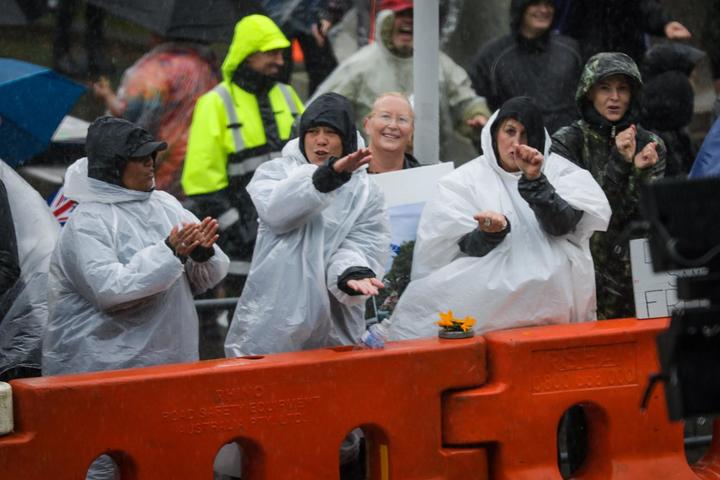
304;126;344;165
521;1;555;38
588;75;632;122
245;49;285;77
391;9;414;52
364;96;414;155
495;118;527;172
121;154;155;191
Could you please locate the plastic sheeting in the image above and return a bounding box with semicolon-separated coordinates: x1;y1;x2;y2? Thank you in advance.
0;160;59;378
224;137;389;356
385;110;611;340
42;158;229;375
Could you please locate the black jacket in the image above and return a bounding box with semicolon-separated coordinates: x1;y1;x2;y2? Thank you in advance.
470;0;582;134
563;0;669;63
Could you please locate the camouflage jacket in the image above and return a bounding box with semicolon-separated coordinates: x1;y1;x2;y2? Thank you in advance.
550;52;667;318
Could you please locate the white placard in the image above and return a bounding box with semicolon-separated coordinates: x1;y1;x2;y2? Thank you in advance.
369;162;453;207
630;238;707;318
370;163;454;267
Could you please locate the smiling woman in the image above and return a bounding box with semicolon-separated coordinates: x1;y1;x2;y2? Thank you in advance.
364;92;419;173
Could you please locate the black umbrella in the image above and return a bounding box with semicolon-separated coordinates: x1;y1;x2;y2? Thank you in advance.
86;0;256;43
0;0;47;25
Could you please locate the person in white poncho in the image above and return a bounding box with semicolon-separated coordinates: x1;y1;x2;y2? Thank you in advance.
42;117;229;377
0;160;59;382
224;92;390;357
385;97;611;340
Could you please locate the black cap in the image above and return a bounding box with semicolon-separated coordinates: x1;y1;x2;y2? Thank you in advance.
86;116;167;186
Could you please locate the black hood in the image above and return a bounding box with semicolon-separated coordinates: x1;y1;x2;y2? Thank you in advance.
641;71;694;130
86;116;167;187
491;96;546;158
299;93;357;161
510;0;555;34
643;43;705;79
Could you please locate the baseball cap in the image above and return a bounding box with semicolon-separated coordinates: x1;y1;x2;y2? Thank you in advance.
379;0;413;13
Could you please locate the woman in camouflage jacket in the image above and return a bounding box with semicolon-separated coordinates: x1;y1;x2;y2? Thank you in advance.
552;52;666;319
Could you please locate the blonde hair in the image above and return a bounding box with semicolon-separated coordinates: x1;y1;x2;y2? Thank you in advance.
367;92;414;124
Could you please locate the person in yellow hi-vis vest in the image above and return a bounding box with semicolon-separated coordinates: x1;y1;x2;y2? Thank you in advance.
182;14;305;293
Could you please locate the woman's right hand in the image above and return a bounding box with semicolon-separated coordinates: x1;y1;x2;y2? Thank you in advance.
167;223;200;257
474;211;508;233
615;125;637;162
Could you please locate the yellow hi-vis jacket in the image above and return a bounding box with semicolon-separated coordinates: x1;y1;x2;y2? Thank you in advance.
181;15;305;196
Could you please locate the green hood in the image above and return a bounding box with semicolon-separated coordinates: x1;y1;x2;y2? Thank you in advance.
575;52;643;111
221;14;290;83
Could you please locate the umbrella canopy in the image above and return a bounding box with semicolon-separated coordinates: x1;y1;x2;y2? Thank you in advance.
87;0;253;43
0;0;47;25
0;58;86;166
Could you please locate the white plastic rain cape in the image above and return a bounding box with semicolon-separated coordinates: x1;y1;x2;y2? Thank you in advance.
224;138;390;356
386;111;611;340
42;158;229;375
0;160;59;377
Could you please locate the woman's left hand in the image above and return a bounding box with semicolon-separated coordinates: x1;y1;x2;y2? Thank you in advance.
633;142;659;170
514;144;544;180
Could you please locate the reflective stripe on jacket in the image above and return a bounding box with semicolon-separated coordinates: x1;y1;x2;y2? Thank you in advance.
181;80;303;195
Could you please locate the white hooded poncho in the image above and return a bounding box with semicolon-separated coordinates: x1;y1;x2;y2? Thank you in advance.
42;158;229;375
386;111;611;340
0;160;59;377
224;138;390;356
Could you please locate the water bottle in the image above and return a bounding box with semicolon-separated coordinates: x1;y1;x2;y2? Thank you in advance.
361;323;387;349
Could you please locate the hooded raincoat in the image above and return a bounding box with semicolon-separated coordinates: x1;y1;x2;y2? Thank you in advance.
42;158;229;375
311;9;490;164
469;0;582;134
552;52;666;319
182;15;304;267
0;160;59;380
224;132;390;356
385;109;610;340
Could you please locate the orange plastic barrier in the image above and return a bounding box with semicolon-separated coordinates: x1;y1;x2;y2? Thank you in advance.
443;318;714;479
2;318;719;479
0;338;487;479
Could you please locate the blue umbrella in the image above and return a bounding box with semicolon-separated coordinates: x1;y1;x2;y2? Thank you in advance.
0;58;86;166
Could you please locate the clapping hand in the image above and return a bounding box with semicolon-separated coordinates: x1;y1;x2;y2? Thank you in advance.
633;141;659;170
167;217;219;257
615;125;637;162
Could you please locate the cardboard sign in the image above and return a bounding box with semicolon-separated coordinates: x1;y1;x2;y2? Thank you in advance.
630;238;707;318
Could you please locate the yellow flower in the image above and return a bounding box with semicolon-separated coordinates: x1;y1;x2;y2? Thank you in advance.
436;310;455;327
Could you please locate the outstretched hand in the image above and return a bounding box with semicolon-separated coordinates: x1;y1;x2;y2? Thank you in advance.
514;144;544;180
332;148;373;173
347;277;385;296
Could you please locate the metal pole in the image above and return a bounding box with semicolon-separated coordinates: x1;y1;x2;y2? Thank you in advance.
413;0;440;165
